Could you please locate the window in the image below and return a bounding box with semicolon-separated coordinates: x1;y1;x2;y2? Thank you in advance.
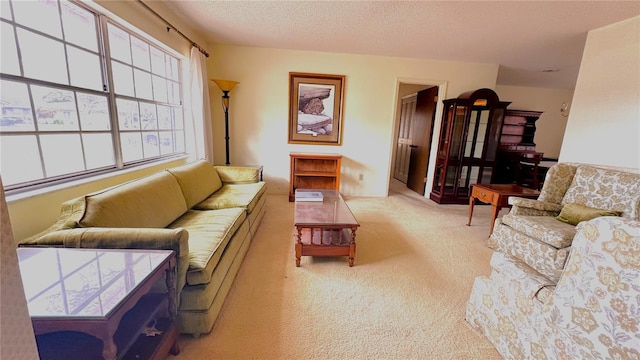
0;0;185;192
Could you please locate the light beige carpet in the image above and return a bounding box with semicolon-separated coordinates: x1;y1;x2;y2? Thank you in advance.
171;184;503;359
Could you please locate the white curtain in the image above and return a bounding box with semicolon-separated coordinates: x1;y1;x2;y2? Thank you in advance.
187;46;214;164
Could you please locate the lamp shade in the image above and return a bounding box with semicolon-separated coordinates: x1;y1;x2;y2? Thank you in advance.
211;79;239;92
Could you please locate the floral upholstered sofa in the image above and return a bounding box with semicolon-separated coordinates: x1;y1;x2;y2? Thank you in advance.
466;216;640;358
488;163;640;282
466;162;640;357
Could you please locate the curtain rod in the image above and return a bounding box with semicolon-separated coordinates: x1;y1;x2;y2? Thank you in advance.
136;0;210;58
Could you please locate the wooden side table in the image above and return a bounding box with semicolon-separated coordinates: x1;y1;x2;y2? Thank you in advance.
467;184;540;235
18;247;179;360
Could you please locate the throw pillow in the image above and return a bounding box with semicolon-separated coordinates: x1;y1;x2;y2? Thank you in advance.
555;203;622;226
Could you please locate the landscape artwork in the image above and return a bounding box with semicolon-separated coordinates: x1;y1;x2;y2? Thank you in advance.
288;72;344;145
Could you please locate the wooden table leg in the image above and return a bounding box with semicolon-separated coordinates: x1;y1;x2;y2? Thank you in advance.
295;227;302;267
467;195;475;226
348;227;356;267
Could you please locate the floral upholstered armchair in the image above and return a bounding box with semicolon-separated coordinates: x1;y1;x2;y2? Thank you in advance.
488;163;640;282
466;216;640;359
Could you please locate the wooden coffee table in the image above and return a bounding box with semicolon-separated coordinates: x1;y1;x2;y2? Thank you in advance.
467;183;540;235
294;189;360;267
17;247;179;360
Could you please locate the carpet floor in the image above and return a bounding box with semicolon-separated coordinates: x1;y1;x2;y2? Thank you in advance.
170;182;503;359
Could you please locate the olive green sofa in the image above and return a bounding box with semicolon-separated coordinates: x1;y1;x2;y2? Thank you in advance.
19;160;267;336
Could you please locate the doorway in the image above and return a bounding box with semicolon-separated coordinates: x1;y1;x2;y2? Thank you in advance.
392;85;439;196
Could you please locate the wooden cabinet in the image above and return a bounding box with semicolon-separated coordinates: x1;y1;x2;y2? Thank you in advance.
289;153;342;201
429;88;510;204
494;110;544;187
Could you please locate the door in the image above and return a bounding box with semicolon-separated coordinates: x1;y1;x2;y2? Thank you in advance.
393;94;417;183
406;86;438;195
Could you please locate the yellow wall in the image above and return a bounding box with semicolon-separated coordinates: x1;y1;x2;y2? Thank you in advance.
560;16;640;168
207;44;500;197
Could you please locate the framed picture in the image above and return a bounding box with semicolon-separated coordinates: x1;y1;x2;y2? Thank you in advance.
288;72;345;145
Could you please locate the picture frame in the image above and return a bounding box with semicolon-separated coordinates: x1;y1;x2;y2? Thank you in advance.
288;72;345;145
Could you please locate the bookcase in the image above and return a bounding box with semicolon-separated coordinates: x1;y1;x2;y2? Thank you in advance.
289;153;342;202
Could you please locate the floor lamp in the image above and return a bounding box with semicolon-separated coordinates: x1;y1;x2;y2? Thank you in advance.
212;79;239;166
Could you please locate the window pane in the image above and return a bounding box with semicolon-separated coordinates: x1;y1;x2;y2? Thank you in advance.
172;108;184;129
140;102;157;130
1;23;20;75
82;133;115;169
61;0;98;52
142;131;159;158
13;0;62;39
174;130;185;152
0;135;43;185
152;75;168;103
18;29;69;85
120;132;142;162
68;46;103;91
168;81;180;105
167;55;179;81
134;69;153;100
77;93;110;130
31;85;79;131
159;132;173;154
111;61;134;96
150;47;166;76
116;99;140;130
157;105;171;129
108;23;131;64
0;80;35;132
40;134;84;176
131;36;150;71
1;0;12;20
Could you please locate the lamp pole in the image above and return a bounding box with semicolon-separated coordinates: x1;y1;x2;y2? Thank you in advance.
211;79;238;166
221;90;231;166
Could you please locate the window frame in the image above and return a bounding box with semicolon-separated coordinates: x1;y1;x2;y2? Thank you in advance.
0;0;187;195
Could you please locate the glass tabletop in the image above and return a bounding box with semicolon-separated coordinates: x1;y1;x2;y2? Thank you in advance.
17;247;172;319
294;189;359;227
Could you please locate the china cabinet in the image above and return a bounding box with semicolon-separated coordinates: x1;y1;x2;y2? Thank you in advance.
429;88;510;204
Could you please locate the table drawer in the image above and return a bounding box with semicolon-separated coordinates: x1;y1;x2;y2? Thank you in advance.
472;187;495;203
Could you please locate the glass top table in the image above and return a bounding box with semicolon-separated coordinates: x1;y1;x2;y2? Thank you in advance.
18;247;173;318
17;247;178;360
293;189;360;267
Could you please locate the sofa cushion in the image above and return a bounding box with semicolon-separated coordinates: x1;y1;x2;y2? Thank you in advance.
169;208;246;285
561;165;640;220
556;203;621;226
167;160;223;209
501;214;577;248
537;163;578;204
79;171;187;228
195;182;266;213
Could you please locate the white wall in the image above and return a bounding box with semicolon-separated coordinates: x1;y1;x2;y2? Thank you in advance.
496;85;574;159
559;16;640;168
207;44;499;197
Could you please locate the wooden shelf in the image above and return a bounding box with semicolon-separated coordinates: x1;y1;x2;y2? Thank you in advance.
289;153;342;201
35;294;178;360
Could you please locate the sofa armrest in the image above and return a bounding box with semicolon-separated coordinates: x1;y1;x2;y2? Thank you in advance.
508;197;563;216
214;165;261;184
23;227;190;304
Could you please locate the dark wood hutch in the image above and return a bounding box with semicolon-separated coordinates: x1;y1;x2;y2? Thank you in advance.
494;110;544;188
429;88;510;204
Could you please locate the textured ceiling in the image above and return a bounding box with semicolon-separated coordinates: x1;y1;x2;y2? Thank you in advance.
165;1;640;89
